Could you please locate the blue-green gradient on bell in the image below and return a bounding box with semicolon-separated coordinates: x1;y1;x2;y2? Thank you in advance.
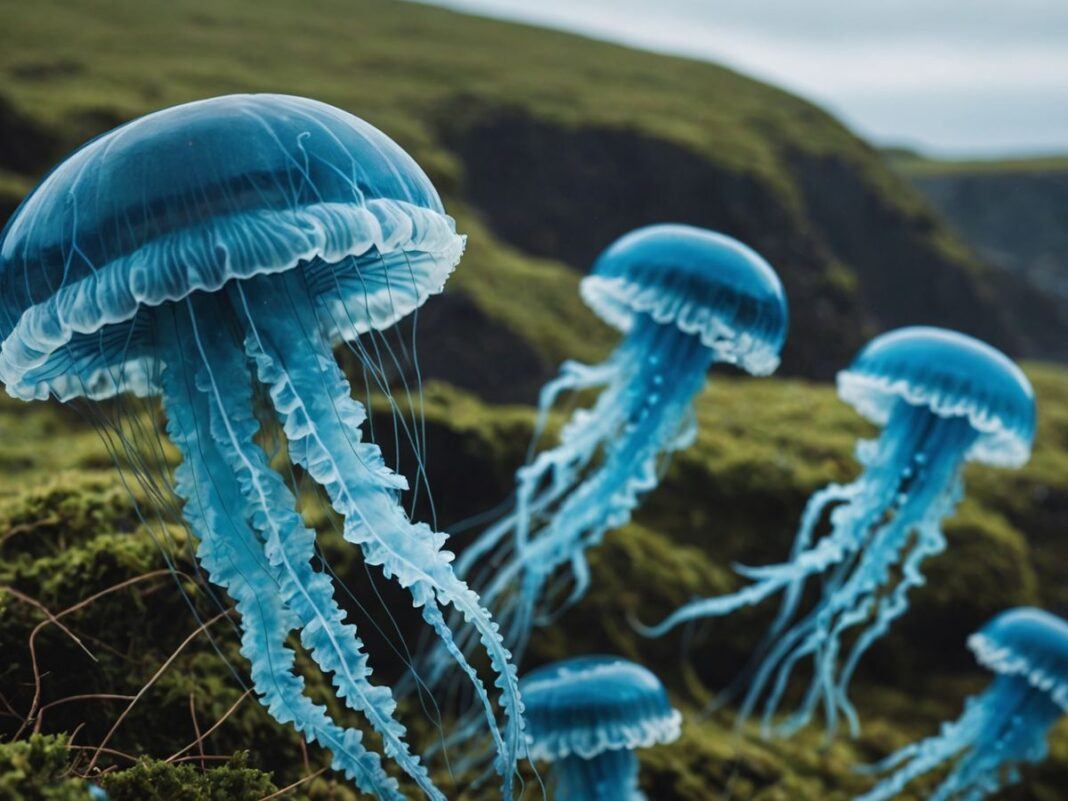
640;326;1035;740
858;607;1068;801
456;224;787;667
0;94;524;801
521;655;682;801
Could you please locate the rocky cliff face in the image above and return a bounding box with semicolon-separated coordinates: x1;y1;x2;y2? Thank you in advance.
906;162;1068;308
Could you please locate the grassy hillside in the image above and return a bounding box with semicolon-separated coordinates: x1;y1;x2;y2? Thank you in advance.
2;0;1068;398
2;1;1068;799
3;367;1068;799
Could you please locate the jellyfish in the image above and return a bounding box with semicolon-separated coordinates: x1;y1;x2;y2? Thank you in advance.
521;655;682;800
639;327;1036;739
858;607;1068;801
0;94;523;799
455;224;788;663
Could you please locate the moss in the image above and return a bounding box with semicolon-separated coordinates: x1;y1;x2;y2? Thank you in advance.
98;753;277;801
3;362;1068;796
0;735;100;801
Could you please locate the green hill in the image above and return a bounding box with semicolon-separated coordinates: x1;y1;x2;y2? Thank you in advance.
3;0;1068;398
2;1;1068;799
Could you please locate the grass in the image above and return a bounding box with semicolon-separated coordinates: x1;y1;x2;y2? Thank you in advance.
892;152;1068;177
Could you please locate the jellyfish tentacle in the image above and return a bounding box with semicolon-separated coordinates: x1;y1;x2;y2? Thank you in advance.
856;673;1061;801
636;524;859;638
528;358;619;457
158;323;404;800
644;405;980;737
856;698;986;801
235;278;524;793
495;323;713;655
509;371;629;560
181;299;446;800
835;521;949;732
765;481;860;640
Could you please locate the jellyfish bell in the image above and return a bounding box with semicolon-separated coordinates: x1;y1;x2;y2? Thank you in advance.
581;224;789;376
838;326;1036;469
0;94;522;800
522;655;682;801
970;607;1068;712
858;607;1068;801
640;326;1036;740
0;93;457;401
455;224;788;667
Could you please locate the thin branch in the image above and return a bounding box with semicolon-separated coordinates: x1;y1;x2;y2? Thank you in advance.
166;689;252;763
8;569;180;740
188;692;206;771
33;694;135;734
258;767;328;800
86;608;233;773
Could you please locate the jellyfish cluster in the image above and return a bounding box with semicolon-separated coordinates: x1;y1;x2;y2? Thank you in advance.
1;91;1060;801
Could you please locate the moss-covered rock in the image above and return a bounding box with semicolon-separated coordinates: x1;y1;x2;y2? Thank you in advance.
2;365;1066;797
0;735;101;801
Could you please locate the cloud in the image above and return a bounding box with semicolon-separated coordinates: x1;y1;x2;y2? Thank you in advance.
421;0;1068;155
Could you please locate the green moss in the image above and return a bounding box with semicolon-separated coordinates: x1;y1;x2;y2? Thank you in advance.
0;735;100;801
3;362;1068;796
98;753;277;801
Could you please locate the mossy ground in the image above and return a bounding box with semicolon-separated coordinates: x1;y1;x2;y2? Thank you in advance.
2;363;1067;798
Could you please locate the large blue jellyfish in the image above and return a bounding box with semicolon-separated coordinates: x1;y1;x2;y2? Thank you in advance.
0;94;522;799
858;607;1068;801
457;224;788;661
521;655;682;800
639;326;1036;738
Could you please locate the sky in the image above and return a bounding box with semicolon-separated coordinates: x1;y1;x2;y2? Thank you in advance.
421;0;1068;158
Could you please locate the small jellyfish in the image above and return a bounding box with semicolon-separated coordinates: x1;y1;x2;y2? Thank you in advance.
639;327;1036;738
458;224;788;661
0;94;522;799
521;655;682;800
858;607;1068;801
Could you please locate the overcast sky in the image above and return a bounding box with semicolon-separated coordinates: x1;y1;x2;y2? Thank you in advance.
421;0;1068;157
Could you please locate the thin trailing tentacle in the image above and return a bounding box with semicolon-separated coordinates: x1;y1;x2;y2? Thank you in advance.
180;300;447;801
456;361;626;583
233;276;524;795
855;698;986;801
157;318;404;800
834;521;949;733
763;482;862;640
642;403;977;738
485;320;713;659
635;517;864;638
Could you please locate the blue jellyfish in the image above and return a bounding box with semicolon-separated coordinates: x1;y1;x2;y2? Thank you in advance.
521;655;682;800
0;94;522;799
639;326;1036;739
858;607;1068;801
457;224;788;662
